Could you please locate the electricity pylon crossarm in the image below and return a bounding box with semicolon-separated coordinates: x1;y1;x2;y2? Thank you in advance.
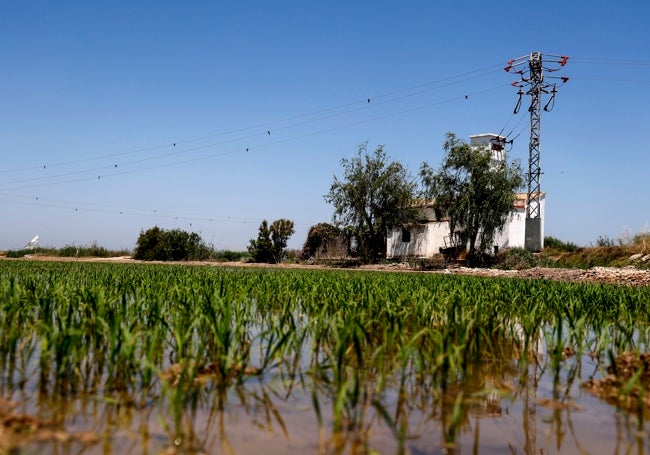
505;52;569;251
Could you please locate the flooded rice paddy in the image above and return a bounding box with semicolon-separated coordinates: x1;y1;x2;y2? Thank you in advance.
2;260;650;454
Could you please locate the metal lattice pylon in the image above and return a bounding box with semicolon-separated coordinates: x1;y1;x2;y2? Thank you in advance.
527;52;543;221
505;52;569;251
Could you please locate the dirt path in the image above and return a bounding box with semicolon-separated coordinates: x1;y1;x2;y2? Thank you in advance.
448;265;650;286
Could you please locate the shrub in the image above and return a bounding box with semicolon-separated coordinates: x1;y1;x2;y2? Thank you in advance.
133;226;212;261
595;235;616;247
632;232;650;252
284;249;300;262
213;250;249;262
497;247;537;270
544;236;578;252
58;242;111;258
5;249;30;258
301;223;343;259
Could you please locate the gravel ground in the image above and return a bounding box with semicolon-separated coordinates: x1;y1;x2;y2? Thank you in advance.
449;265;650;286
357;263;650;286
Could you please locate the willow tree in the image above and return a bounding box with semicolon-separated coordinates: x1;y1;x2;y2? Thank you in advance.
420;133;524;264
325;143;418;262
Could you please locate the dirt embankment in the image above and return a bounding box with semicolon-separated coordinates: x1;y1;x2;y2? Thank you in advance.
445;266;650;286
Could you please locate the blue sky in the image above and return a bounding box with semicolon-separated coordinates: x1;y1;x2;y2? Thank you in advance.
1;1;649;251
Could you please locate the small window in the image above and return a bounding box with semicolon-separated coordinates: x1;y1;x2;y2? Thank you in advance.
401;228;411;243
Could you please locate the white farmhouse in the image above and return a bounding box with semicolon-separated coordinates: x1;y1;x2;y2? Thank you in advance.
386;133;545;259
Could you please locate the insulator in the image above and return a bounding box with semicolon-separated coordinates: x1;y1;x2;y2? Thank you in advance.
514;90;523;114
543;85;557;112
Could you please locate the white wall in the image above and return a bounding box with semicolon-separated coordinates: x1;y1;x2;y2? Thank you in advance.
425;222;453;255
387;195;546;259
503;207;526;249
387;225;428;258
387;222;450;258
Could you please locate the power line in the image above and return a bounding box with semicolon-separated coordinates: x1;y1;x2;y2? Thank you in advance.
0;59;557;229
0;64;502;175
571;57;650;66
0;193;309;227
570;77;650;83
0;82;509;191
0;79;509;224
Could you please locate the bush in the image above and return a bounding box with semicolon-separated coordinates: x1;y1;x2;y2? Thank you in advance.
133;226;212;261
595;235;616;247
497;247;537;270
5;249;30;258
213;250;249;262
632;232;650;251
544;236;579;252
301;223;343;259
58;242;111;258
284;249;300;262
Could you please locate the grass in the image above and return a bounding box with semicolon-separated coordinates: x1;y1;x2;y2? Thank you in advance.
490;232;650;270
539;234;650;269
2;243;131;259
1;260;650;452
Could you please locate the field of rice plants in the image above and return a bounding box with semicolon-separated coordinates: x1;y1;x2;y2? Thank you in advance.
2;260;650;454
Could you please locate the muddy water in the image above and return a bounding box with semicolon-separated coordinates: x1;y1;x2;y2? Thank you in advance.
3;353;649;454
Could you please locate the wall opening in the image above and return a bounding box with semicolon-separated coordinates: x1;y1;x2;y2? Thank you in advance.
401;228;411;243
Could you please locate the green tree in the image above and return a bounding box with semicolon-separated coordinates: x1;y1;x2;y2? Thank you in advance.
248;220;274;263
133;226;165;260
133;226;212;261
270;218;295;262
420;133;524;265
248;219;295;263
325;143;418;263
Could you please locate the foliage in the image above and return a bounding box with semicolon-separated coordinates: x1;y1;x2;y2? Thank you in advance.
212;250;249;262
58;242;112;258
133;226;212;261
248;220;274;263
420;133;524;266
632;232;650;250
596;235;616;247
270;218;295;262
497;247;537;270
5;249;31;258
544;236;579;252
324;143;418;263
248;219;295;263
5;244;129;258
301;223;344;259
539;230;650;269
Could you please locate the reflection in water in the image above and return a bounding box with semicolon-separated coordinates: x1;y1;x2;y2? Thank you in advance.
2;264;650;454
2;328;650;454
1;323;649;454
